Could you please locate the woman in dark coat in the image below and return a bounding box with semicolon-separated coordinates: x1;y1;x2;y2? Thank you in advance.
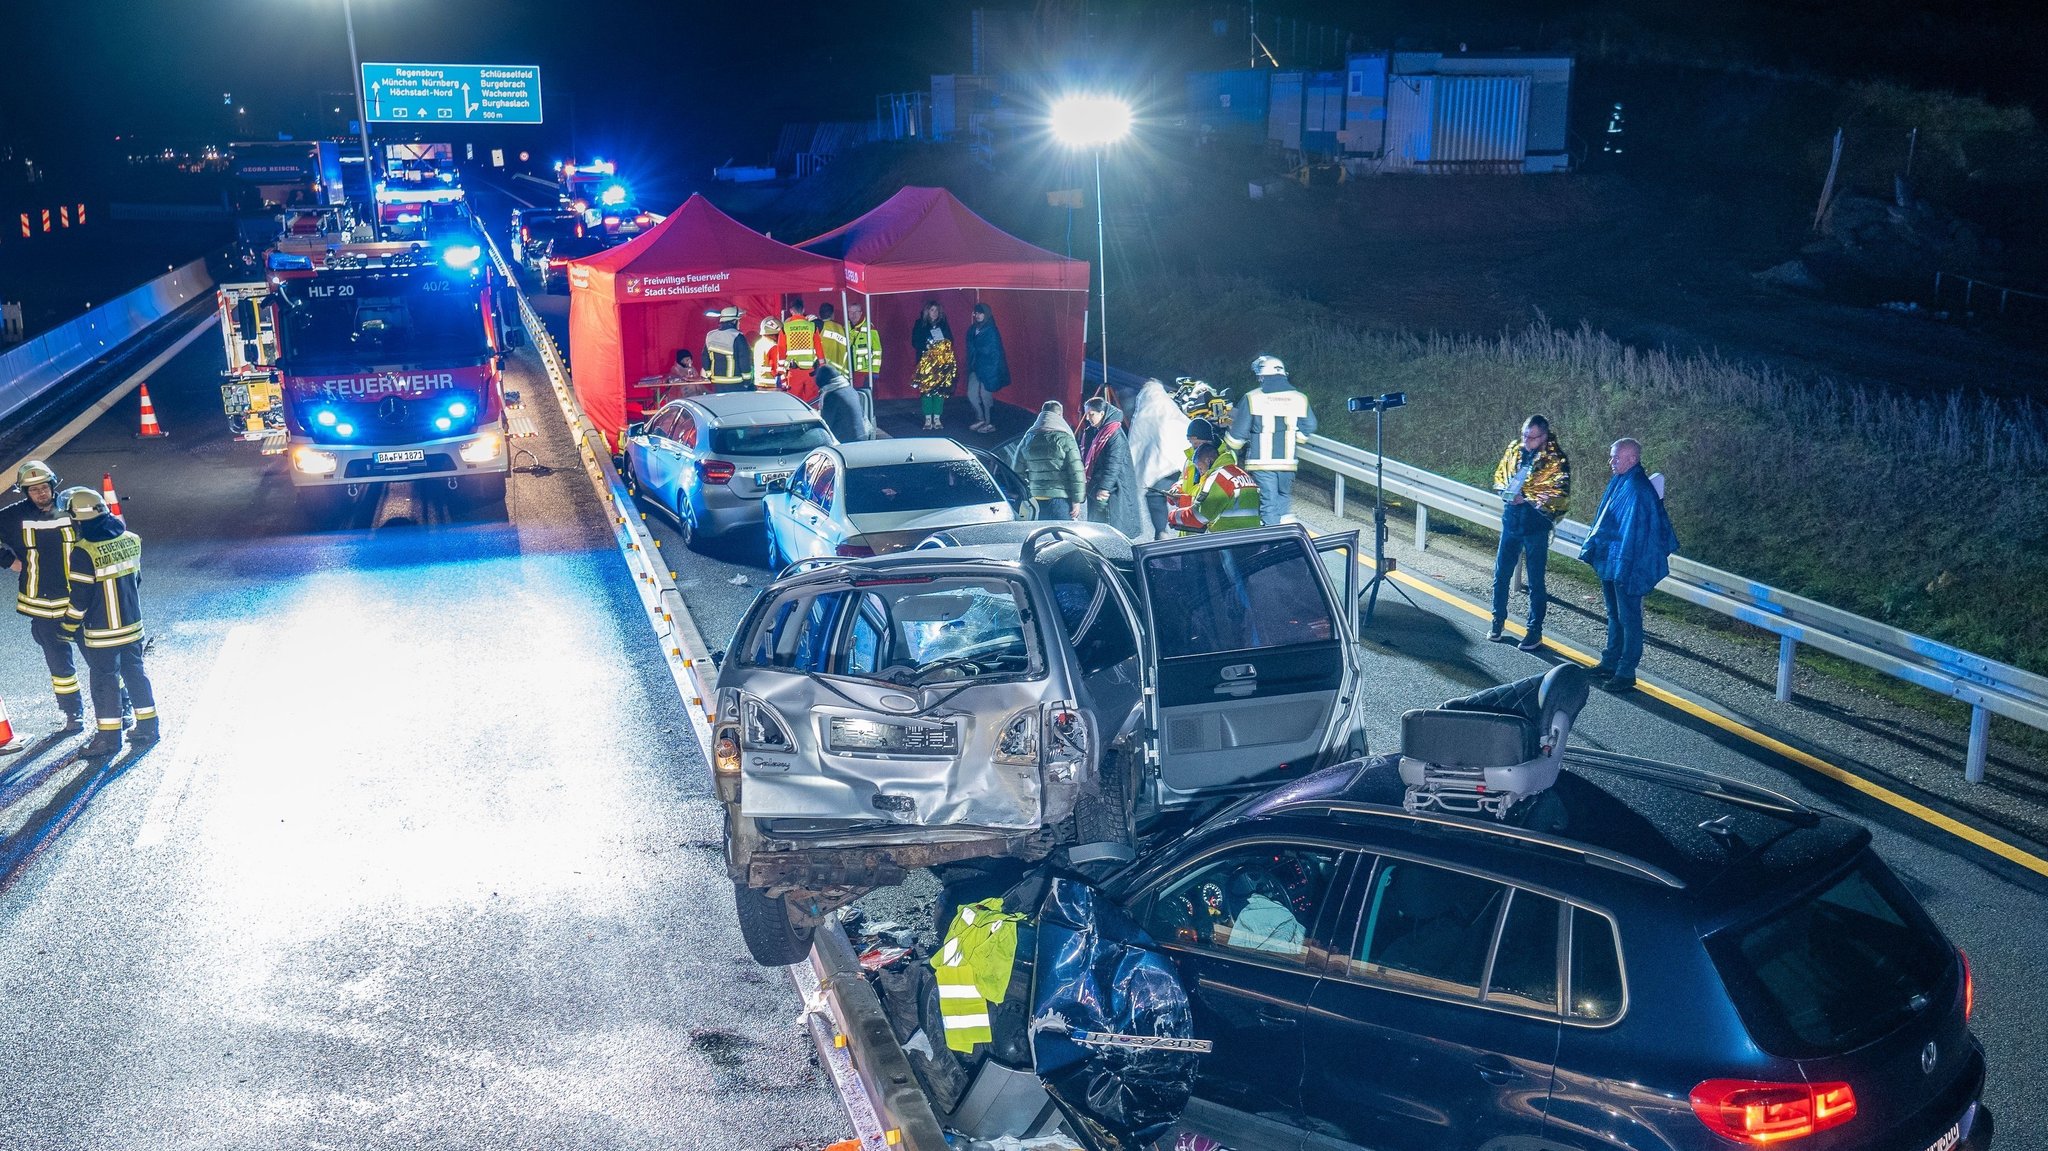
1078;395;1142;537
962;302;1011;434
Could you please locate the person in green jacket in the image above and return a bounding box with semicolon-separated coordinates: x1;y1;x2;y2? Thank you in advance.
1017;400;1085;520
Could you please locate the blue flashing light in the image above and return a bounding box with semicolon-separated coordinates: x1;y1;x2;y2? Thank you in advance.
269;252;315;271
447;401;469;418
316;409;338;427
434;417;453;432
334;422;356;437
441;243;482;270
600;183;628;206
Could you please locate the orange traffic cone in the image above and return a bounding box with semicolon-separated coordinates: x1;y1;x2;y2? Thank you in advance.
101;472;123;517
0;690;17;754
136;382;167;438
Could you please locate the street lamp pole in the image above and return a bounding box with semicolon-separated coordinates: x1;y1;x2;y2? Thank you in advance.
341;0;378;238
1093;147;1108;390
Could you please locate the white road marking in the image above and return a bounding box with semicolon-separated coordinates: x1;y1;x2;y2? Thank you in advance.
133;624;262;848
5;314;217;482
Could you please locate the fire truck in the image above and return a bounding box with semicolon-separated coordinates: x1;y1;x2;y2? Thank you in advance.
217;235;522;523
554;158;653;239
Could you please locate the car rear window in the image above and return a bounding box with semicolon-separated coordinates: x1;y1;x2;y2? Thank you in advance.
1707;856;1954;1058
845;460;1002;515
712;422;833;457
740;578;1039;685
523;215;581;241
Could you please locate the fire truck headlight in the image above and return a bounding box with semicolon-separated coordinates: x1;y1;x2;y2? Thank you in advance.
293;447;338;475
441;244;482;270
460;433;503;464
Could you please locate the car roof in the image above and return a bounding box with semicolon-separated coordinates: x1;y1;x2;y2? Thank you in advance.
1229;755;1869;919
682;391;820;426
516;207;576;220
834;437;975;467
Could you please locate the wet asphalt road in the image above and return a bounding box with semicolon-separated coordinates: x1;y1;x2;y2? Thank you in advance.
0;305;840;1147
0;174;2038;1148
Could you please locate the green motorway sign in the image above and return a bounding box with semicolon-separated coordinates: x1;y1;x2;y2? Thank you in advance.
361;63;543;125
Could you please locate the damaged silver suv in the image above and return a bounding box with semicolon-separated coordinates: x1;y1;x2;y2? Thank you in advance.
715;521;1369;965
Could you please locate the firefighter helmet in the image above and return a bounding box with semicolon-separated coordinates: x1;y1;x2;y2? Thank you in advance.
62;487;108;522
760;317;782;336
1251;354;1286;377
15;460;60;492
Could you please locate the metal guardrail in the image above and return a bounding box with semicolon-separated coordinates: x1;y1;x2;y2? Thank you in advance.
480;230;946;1151
1298;434;2048;782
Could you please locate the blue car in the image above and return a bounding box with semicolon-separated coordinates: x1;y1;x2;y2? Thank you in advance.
911;666;1990;1151
624;391;834;549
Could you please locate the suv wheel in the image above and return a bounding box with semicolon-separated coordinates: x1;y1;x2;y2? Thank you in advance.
733;883;814;966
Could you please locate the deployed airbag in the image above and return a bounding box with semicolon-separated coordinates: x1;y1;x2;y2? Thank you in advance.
1029;879;1201;1151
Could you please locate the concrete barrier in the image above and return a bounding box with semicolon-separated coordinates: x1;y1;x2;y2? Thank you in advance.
0;259;215;424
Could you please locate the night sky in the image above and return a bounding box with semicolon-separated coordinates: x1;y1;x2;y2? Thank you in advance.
5;0;2046;186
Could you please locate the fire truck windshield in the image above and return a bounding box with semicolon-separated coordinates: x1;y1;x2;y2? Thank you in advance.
279;283;489;367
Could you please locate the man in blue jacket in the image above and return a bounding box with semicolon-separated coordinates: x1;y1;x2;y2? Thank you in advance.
1577;438;1678;691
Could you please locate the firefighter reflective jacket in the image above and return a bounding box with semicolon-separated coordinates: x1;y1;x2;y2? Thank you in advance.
780;316;819;370
929;898;1026;1053
703;324;752;386
1191;460;1261;532
0;498;76;619
66;524;145;648
1228;381;1316;472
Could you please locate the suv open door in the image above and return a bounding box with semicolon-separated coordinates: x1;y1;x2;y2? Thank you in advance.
1130;525;1365;809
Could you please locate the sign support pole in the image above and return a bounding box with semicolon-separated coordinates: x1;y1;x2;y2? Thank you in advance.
343;0;379;240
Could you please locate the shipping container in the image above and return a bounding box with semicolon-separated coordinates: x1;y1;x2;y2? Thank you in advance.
1393;53;1573;171
1303;71;1345;156
1186;70;1270;145
1268;70;1304;151
1385;74;1531;170
1341;52;1389;156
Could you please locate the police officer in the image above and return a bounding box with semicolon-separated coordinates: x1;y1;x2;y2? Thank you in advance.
702;306;753;392
0;461;85;730
1226;354;1316;525
60;487;158;756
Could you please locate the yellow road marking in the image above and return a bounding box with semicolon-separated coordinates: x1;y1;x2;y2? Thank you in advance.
1361;557;2048;879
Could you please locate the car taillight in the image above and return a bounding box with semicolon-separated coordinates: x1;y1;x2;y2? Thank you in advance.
1690;1080;1856;1143
1960;948;1973;1021
519;226;530;242
836;543;875;557
700;460;736;484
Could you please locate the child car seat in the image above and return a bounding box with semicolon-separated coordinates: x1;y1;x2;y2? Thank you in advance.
1397;664;1590;819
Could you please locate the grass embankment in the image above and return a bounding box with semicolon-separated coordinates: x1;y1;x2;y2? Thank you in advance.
1116;277;2048;677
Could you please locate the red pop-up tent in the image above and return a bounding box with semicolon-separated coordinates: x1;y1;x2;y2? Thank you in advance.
798;187;1090;417
567;193;841;444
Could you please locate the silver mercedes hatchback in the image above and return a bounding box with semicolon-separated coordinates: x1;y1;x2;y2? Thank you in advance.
713;521;1369;964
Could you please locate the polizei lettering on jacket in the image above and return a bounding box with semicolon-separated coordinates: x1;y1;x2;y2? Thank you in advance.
291;366;485;401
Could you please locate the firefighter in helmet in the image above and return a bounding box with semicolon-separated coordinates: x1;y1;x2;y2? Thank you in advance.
0;461;86;729
61;486;158;756
1225;354;1317;525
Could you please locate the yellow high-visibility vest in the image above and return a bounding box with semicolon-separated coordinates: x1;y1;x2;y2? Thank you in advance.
929;898;1025;1053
